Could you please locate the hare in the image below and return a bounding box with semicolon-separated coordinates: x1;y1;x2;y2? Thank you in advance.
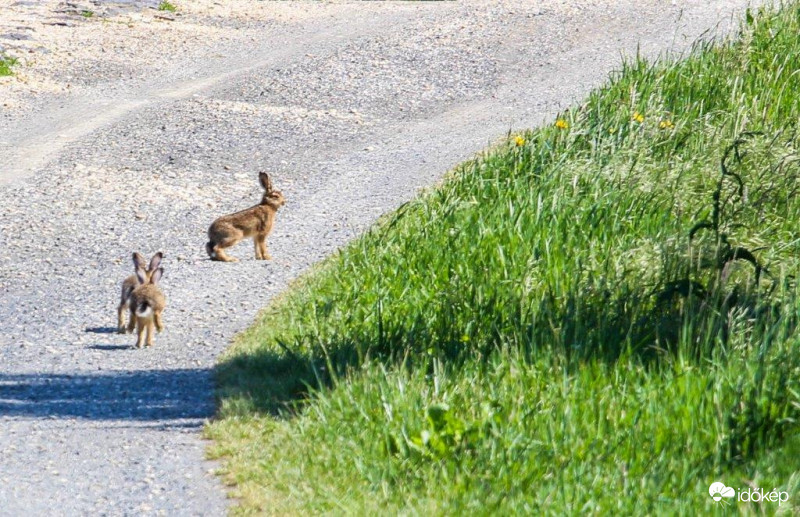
117;252;163;333
206;172;286;262
127;266;166;348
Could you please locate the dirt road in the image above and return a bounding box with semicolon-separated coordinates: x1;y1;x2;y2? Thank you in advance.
0;1;758;514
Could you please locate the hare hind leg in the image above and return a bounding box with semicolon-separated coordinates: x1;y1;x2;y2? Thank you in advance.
127;307;137;334
210;237;241;262
135;318;147;348
145;320;155;347
117;300;128;333
118;286;132;333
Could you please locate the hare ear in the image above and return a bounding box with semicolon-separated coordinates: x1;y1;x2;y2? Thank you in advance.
133;252;146;270
135;267;147;285
150;267;164;285
259;172;272;192
148;252;163;271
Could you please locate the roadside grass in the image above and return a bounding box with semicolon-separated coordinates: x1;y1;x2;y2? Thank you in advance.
207;4;800;515
0;55;18;77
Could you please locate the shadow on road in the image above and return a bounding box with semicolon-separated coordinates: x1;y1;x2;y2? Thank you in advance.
86;344;132;351
85;326;119;334
0;368;215;423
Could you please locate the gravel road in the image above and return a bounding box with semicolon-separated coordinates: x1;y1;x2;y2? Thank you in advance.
0;1;760;514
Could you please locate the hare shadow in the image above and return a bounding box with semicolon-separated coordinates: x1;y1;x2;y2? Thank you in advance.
86;344;131;351
85;326;119;334
84;327;132;351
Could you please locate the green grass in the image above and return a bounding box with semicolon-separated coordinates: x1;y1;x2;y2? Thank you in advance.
158;1;176;12
80;10;94;18
0;55;18;77
207;3;800;515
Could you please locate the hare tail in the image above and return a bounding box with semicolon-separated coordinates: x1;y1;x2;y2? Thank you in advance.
136;301;152;318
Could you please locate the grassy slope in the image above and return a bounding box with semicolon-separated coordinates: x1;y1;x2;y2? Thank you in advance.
207;5;800;515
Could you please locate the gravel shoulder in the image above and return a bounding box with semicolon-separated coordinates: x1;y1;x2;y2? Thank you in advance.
0;1;759;514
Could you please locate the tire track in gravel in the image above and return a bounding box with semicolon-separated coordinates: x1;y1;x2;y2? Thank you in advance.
0;7;416;187
0;1;759;515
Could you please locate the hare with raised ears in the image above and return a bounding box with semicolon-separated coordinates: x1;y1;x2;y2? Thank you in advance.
117;252;163;333
206;172;286;262
127;267;166;348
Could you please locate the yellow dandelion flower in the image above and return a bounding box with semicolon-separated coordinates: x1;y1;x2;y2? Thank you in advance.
514;135;526;146
632;112;644;123
659;120;674;129
555;119;569;129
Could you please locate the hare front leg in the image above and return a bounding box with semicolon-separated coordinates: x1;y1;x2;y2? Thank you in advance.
258;235;271;260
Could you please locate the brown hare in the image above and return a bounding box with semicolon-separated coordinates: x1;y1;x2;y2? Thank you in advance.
117;252;163;333
206;172;286;262
127;266;166;348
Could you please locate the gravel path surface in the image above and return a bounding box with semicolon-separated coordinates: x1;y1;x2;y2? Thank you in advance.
0;1;759;514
